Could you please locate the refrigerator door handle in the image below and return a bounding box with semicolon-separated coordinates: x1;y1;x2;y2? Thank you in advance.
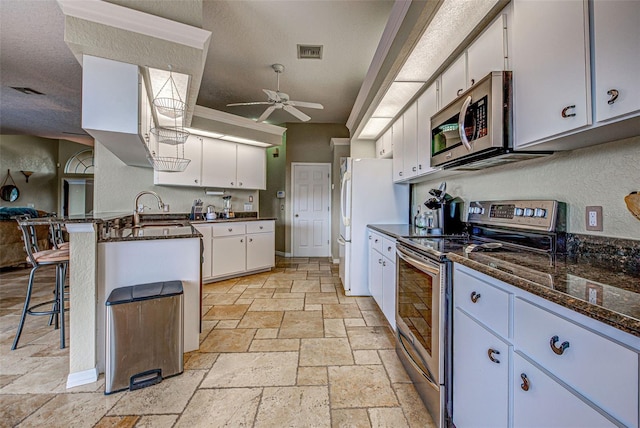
337;236;346;245
340;171;352;226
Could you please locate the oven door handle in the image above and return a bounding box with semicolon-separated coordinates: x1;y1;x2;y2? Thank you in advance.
398;329;439;389
396;245;440;275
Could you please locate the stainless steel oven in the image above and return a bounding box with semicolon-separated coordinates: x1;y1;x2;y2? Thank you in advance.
396;243;448;428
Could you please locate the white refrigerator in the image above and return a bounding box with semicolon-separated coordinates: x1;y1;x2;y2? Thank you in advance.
337;158;409;295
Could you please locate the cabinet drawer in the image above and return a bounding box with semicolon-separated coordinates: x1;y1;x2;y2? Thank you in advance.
369;231;383;253
211;223;246;237
454;266;511;338
246;221;274;234
514;298;638;427
382;237;396;260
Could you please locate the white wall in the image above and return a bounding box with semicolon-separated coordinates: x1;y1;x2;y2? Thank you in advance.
413;136;640;239
94;141;258;215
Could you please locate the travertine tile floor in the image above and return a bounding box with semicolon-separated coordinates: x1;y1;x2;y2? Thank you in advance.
0;257;435;427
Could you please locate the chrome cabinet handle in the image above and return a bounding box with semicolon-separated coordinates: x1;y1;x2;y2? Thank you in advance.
550;335;570;355
488;348;500;363
399;171;403;176
228;228;233;232
369;236;372;240
382;260;386;267
412;166;416;172
378;258;383;265
607;89;619;105
457;88;464;96
194;179;198;183
561;105;576;118
520;373;530;391
470;291;481;303
418;164;422;170
387;246;392;252
470;78;475;86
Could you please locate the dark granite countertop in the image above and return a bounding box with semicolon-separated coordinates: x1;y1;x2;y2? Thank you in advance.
190;217;277;224
368;223;640;338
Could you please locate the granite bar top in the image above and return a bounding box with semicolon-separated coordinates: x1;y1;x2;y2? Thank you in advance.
368;223;640;338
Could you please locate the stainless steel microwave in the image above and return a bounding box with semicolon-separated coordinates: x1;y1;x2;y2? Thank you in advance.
430;71;550;170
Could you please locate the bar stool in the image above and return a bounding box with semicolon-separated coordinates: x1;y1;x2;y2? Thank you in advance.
12;217;70;350
49;221;69;251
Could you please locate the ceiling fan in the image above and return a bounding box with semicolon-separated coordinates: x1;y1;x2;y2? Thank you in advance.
227;63;324;123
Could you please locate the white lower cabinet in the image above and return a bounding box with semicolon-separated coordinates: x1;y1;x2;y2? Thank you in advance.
513;353;616;428
367;229;396;330
452;263;639;428
196;220;275;282
453;308;509;428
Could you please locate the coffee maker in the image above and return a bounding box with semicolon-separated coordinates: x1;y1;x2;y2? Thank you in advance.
422;182;464;235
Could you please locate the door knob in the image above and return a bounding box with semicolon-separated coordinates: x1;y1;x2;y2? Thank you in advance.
295;214;299;217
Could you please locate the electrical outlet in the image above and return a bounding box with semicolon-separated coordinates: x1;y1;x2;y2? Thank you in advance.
585;206;603;231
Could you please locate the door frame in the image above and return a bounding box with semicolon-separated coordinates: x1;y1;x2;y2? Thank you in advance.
290;162;332;258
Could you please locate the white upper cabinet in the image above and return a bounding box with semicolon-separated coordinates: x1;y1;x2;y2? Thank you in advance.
402;103;419;180
375;128;393;159
392;117;404;182
202;139;238;188
467;13;508;88
202;140;266;190
416;82;439;176
440;54;467;109
592;0;640;123
236;144;266;190
512;0;591;148
154;135;203;186
440;12;508;109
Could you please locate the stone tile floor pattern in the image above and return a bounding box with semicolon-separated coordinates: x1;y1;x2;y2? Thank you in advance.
0;257;435;427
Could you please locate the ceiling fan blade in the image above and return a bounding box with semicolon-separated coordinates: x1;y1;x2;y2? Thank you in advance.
227;101;272;107
257;105;278;122
263;89;280;102
283;105;311;122
287;100;324;109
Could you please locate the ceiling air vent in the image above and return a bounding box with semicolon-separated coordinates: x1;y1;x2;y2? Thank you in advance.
10;87;44;95
297;44;323;60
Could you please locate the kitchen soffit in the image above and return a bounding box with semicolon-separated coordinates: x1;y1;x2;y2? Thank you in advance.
352;0;508;141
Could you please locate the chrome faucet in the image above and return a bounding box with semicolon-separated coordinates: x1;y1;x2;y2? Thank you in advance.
133;191;165;226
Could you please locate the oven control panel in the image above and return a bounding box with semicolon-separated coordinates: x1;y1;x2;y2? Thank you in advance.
467;200;565;232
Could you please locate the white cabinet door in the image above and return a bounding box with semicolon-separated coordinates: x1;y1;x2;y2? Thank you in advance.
154;135;203;186
512;0;591;148
376;128;393;159
592;0;640;123
236;144;266;190
392;118;404;182
375;136;384;159
369;248;384;311
402;103;419;179
453;308;509;428
202;139;236;188
246;231;274;271
381;257;396;330
416;82;438;176
513;353;616;428
192;224;212;279
212;235;246;278
467;13;507;88
440;54;467;108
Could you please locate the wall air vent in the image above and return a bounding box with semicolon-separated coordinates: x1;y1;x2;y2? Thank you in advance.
10;87;44;95
297;44;323;59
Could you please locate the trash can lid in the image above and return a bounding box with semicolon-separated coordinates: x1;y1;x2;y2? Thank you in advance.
106;281;183;306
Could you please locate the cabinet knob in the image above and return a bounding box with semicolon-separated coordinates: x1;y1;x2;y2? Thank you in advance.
457;88;464;96
418;164;422;170
607;89;619;105
470;78;475;86
369;235;372;240
378;258;383;264
259;226;263;229
382;260;386;267
295;214;299;218
194;179;198;183
470;291;481;303
399;172;403;177
239;182;243;186
561;105;576;118
249;238;253;242
374;239;379;243
228;228;233;232
487;348;500;364
550;335;570;355
387;246;392;252
520;373;530;391
231;182;234;186
412;166;416;172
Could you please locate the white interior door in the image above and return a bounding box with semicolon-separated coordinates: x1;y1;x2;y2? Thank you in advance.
292;163;331;257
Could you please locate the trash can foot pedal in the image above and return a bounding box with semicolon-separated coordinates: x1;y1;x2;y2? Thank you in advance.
130;369;162;391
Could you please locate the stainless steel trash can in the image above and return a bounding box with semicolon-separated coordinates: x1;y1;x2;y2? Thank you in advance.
105;281;184;394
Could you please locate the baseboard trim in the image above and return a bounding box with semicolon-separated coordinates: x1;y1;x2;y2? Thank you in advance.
333;258;340;264
275;251;292;258
67;367;99;389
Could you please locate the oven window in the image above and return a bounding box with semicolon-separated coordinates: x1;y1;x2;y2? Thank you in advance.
397;256;434;354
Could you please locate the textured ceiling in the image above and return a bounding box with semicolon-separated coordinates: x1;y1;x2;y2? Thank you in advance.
0;0;393;144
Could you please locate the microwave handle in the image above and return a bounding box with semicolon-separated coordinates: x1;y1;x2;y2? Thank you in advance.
458;95;473;151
